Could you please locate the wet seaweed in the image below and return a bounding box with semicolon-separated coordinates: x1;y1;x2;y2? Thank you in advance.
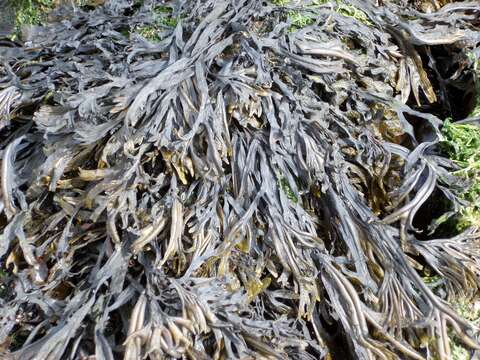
0;0;480;359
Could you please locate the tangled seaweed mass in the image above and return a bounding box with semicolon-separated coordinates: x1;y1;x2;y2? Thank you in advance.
1;0;480;359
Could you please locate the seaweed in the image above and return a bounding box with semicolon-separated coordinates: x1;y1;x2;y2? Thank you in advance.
0;0;480;359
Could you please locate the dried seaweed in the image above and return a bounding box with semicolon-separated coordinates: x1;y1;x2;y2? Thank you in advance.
0;0;480;359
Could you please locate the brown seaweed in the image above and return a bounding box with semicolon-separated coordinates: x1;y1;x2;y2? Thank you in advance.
0;0;480;359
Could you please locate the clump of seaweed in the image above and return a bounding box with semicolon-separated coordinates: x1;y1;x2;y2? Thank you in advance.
1;0;480;359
